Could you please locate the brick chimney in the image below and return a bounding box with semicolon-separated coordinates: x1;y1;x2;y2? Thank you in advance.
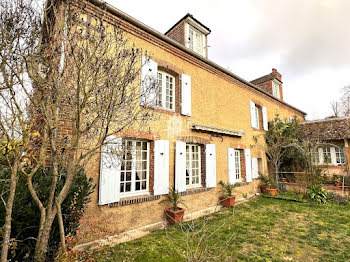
250;68;284;100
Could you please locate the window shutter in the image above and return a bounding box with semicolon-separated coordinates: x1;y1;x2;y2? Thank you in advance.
250;101;257;128
154;140;169;196
141;56;158;106
99;136;122;205
262;107;268;131
175;141;186;193
318;147;324;164
252;158;258;179
227;148;236;184
181;74;192;116
206;144;217;188
244;149;252;183
330;147;337;165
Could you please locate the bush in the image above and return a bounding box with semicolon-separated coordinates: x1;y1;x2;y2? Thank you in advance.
0;166;94;261
328;192;349;206
307;184;328;204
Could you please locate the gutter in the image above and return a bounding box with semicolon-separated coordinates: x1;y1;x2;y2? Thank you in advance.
89;0;306;116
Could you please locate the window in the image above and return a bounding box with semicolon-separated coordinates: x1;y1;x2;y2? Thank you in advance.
254;106;260;129
157;71;175;110
187;25;204;56
311;148;320;164
335;147;346;164
186;144;201;187
322;147;331;164
234;150;241;181
120;140;149;197
272;81;280;99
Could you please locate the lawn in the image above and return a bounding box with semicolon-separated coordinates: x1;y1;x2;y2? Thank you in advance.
92;197;350;262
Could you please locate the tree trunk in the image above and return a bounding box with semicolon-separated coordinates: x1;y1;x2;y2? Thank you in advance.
56;201;67;253
1;161;18;262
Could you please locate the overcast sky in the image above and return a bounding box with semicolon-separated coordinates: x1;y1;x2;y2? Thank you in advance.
105;0;349;120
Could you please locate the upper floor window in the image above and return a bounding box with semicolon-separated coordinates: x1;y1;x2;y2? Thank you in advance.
186;144;201;188
272;81;280;99
187;25;204;56
157;71;175;111
254;105;260;129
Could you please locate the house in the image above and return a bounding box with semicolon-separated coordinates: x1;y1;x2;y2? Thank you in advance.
301;117;350;176
75;0;306;244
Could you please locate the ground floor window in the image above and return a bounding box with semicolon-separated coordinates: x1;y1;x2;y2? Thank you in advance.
335;147;346;164
322;147;331;164
120;140;149;197
186;144;201;187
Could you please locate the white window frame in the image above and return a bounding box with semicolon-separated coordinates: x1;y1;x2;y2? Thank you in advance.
120;140;150;198
234;150;241;182
335;147;346;165
157;71;175;111
272;81;281;99
254;106;260;129
312;148;320;165
322;147;332;164
187;25;205;56
186;144;202;188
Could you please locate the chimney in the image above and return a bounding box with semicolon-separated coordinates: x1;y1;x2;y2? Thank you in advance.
250;68;284;100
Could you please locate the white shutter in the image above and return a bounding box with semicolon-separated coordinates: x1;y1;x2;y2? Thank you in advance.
99;136;122;205
140;56;158;106
227;148;236;184
252;158;258;179
181;74;192;116
175;141;186;192
154;140;169;196
250;101;257;128
244;149;252;183
330;147;337;165
318;147;324;164
262;107;268;131
206;144;217;188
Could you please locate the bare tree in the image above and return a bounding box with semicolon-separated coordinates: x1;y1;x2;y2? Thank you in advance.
340;85;350;117
23;0;158;260
0;1;44;261
330;100;339;117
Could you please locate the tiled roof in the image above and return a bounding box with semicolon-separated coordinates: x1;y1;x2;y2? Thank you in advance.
251;73;282;85
301;117;350;141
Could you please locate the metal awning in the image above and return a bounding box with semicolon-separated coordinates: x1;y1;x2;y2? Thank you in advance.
191;123;245;137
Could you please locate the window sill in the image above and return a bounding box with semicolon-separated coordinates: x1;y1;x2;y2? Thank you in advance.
108;194;160;208
252;128;264;132
315;164;347;169
180;187;212;196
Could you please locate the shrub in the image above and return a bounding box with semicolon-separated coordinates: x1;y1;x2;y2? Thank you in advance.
328;192;349;206
307;184;328;204
0;166;94;261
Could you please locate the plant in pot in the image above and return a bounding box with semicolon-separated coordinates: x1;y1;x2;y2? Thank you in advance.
258;173;269;193
333;175;341;187
266;178;278;196
219;181;240;207
160;187;187;225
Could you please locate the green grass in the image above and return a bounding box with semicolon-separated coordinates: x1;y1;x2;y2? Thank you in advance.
92;198;350;262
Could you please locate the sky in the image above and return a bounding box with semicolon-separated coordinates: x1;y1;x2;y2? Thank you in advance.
106;0;350;120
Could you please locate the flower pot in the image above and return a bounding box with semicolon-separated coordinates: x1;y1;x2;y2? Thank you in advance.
335;182;341;187
260;185;267;193
222;196;236;207
267;188;278;196
165;207;185;224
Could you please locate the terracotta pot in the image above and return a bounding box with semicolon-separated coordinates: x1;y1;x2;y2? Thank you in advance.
335;182;341;187
222;196;236;207
260;185;267;193
267;188;278;196
165;207;185;224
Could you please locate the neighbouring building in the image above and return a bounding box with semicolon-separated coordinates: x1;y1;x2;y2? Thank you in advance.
301;117;350;176
70;0;306;245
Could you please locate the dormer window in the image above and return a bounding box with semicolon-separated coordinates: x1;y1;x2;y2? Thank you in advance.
187;25;204;56
272;81;280;99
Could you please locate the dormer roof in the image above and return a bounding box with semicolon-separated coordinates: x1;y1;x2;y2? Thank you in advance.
165;13;211;36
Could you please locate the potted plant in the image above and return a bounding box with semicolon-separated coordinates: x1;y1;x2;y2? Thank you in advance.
266;179;278;196
258;174;269;193
160;187;186;224
219;181;239;207
333;175;341;187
